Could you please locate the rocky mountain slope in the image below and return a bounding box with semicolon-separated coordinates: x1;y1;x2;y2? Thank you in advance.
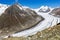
50;8;60;18
0;4;44;36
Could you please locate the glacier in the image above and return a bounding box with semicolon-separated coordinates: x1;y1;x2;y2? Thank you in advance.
0;4;60;38
11;12;60;37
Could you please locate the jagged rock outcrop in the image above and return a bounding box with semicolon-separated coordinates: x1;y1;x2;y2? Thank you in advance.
0;4;44;36
50;8;60;17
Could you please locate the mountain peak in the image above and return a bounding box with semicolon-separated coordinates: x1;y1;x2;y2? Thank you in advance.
13;3;23;10
38;6;50;13
40;6;48;9
0;3;44;36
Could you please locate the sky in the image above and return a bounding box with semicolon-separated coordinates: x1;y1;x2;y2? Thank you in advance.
0;0;60;8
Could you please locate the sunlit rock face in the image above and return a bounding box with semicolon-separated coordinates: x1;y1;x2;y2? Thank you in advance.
0;4;44;36
50;8;60;17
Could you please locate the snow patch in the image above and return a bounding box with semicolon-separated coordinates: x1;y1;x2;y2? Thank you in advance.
0;4;9;15
17;5;23;10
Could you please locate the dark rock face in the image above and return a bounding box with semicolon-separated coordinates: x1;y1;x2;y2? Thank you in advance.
50;8;60;17
0;4;44;36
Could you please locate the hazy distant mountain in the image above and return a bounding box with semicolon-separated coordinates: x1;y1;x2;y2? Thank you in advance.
0;3;44;36
50;8;60;18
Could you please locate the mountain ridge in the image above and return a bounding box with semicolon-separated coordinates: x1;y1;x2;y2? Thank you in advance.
0;3;44;37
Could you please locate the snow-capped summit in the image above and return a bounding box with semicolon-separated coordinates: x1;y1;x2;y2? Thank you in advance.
15;3;23;10
38;6;50;13
40;6;49;11
34;6;53;13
